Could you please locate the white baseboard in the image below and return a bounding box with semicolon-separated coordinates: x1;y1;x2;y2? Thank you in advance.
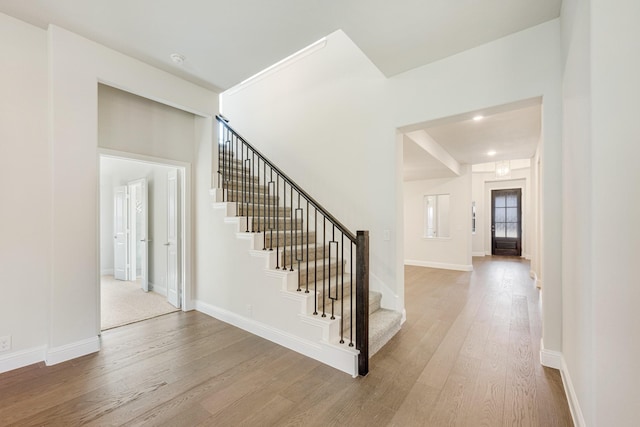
195;300;358;376
149;282;166;297
538;341;585;427
45;336;100;366
540;348;563;370
404;259;473;272
101;268;114;276
0;345;46;374
472;251;486;257
560;356;587;427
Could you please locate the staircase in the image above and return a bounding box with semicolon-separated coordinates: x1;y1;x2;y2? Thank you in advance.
210;117;401;376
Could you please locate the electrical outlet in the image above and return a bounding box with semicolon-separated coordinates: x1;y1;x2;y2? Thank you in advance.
0;335;11;352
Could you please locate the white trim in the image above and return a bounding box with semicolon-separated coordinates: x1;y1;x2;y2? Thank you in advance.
539;348;562;370
45;336;100;366
0;346;46;374
537;342;585;426
101;268;114;275
194;300;358;376
560;356;587;427
472;251;486;257
149;282;166;296
404;259;473;272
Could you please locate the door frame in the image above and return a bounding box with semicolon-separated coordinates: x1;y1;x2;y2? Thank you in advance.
97;148;192;334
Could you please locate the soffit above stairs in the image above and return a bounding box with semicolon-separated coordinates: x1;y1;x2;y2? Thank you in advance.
0;0;561;91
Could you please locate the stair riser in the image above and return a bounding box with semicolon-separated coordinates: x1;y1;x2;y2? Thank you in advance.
226;192;278;204
220;174;260;184
264;233;316;248
312;295;381;331
249;219;303;232
222;183;269;194
298;262;346;286
281;246;330;265
237;206;291;217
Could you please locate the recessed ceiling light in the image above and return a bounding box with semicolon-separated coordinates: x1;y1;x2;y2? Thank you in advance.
487;150;497;156
473;115;484;121
170;53;185;65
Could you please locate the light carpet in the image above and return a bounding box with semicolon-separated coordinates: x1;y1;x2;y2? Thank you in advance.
101;275;179;330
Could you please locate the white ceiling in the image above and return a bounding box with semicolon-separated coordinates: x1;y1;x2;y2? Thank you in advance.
402;98;542;181
0;0;561;91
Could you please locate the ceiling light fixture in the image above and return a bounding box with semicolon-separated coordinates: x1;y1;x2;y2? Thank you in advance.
495;160;511;179
473;115;484;121
170;53;186;65
487;150;497;156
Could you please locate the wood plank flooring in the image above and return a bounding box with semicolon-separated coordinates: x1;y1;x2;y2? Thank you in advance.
0;257;573;426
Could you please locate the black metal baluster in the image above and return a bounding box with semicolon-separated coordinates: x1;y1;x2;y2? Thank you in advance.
276;176;280;268
282;180;287;270
269;172;275;254
329;226;338;320
263;161;267;250
313;208;318;315
340;233;344;344
350;241;354;347
227;128;232;203
290;185;294;272
244;158;250;232
322;216;326;318
217;125;222;192
235;134;240;216
295;199;303;292
305;200;309;294
252;151;256;232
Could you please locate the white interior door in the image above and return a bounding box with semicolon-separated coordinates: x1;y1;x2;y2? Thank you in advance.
128;179;149;292
166;169;180;308
113;185;128;281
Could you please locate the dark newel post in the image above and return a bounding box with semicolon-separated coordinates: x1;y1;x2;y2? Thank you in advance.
356;230;369;376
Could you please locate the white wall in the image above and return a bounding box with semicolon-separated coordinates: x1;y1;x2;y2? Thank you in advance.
590;0;640;421
0;17;217;371
404;166;473;271
47;25;216;362
558;0;640;425
560;0;593;424
0;13;49;367
98;84;197;163
220;30;400;309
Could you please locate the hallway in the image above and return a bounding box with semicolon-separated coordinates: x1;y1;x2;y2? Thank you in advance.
0;257;572;426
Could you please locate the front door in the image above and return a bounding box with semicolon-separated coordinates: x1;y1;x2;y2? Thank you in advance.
491;188;522;256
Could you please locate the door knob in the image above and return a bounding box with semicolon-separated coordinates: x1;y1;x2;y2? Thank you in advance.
164;242;170;246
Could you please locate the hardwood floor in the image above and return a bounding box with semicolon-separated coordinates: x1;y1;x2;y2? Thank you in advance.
0;257;573;426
